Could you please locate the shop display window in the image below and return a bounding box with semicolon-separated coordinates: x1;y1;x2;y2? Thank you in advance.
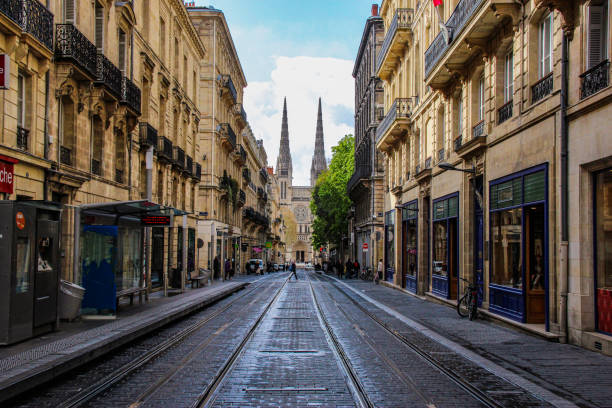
433;221;449;277
595;168;612;334
491;209;523;289
385;210;395;279
15;237;30;293
402;203;418;277
117;228;142;291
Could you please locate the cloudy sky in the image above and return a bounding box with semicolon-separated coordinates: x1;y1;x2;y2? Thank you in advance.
193;0;378;185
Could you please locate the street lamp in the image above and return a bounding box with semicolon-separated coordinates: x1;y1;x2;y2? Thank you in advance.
438;162;475;174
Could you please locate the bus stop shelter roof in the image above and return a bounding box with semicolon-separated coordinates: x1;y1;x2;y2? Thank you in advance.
79;200;188;218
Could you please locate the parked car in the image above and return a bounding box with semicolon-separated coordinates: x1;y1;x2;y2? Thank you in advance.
273;263;279;271
248;259;264;274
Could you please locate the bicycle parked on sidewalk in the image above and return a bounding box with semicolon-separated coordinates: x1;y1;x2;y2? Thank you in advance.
359;267;373;281
457;277;478;321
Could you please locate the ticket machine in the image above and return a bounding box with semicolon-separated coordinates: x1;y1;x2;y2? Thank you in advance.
0;201;61;344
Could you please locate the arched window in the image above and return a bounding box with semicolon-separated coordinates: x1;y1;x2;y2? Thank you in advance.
436;105;445;161
115;128;125;183
60;95;75;166
91;115;104;176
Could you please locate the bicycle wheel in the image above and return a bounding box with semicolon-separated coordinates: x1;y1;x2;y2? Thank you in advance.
457;293;470;317
468;293;478;321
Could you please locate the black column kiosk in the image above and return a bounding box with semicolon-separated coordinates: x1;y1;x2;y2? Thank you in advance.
0;201;61;345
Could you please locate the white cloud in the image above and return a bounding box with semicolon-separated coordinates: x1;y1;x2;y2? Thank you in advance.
244;56;354;186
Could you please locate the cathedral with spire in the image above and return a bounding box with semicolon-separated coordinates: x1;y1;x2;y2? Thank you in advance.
276;97;327;263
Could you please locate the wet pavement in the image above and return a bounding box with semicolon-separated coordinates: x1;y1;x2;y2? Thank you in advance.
5;270;612;408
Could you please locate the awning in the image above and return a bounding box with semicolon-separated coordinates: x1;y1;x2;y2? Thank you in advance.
79;200;188;225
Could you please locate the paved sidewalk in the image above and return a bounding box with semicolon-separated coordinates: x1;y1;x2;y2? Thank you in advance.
0;276;260;403
331;275;612;407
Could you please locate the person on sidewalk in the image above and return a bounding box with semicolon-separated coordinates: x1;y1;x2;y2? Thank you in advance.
354;260;360;280
224;258;231;281
376;259;383;284
290;260;298;280
345;259;352;280
213;256;220;280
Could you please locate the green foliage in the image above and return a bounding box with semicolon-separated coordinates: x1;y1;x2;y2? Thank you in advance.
310;134;354;249
220;170;239;210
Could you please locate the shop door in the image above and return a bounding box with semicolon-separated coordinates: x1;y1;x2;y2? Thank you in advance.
525;205;545;323
34;218;59;328
475;210;484;306
401;222;407;288
151;228;164;287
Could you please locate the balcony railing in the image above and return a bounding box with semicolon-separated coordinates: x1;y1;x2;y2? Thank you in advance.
55;24;97;78
115;168;123;184
472;120;486;138
1;0;54;50
173;146;185;169
16;126;28;150
453;135;463;152
185;155;193;175
60;146;72;165
194;163;202;180
139;122;158;147
158;136;173;161
376;8;414;73
91;159;101;176
240;104;247;123
0;0;22;25
217;123;236;148
580;60;610;99
259;168;269;183
425;157;432;169
531;73;553;104
347;163;372;193
425;0;485;77
438;148;445;162
243;167;251;183
376;98;412;143
257;186;264;197
121;76;141;115
238;189;246;207
217;74;237;103
237;144;247;163
498;100;513;124
96;53;122;99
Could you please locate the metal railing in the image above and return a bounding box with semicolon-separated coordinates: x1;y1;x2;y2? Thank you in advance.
425;0;485;76
217;123;236;147
1;0;54;50
243;167;251;183
241;104;247;122
238;189;246;206
55;24;97;78
498;100;513;124
121;76;141;115
425;157;432;169
531;73;553;103
259;168;269;183
194;163;202;180
96;53;122;99
91;159;101;176
438;148;445;162
185;155;193;175
173;146;185;169
376;8;414;72
217;74;237;103
60;146;72;165
347;163;372;193
472;120;486;138
16;126;28;150
236;144;247;162
453;135;463;152
139;122;158;147
158;136;173;161
376;98;412;143
580;60;610;99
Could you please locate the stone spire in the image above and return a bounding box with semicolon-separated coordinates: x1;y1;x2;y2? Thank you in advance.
310;98;327;186
276;97;292;179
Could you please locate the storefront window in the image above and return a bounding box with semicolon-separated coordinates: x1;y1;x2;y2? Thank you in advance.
385;210;395;278
402;203;418;277
432;195;459;298
433;222;448;277
595;168;612;334
491;209;522;289
15;237;30;293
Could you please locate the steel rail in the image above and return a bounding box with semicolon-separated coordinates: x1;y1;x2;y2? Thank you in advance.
57;277;276;408
314;273;504;408
191;275;290;408
307;274;375;408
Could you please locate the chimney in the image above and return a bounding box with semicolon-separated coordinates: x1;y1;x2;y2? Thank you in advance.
371;4;379;16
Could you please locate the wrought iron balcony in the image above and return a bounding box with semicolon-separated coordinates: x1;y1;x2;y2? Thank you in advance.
217;123;236;149
217;74;237;104
115;168;123;184
498;100;513;124
425;157;432;169
238;189;246;207
194;163;202;180
16;126;28;150
259;168;269;183
453;135;463;152
472;120;486;139
425;0;485;77
240;104;247;123
139;122;158;148
158;136;173;161
580;60;610;99
347;163;372;194
377;8;414;79
415;164;421;175
91;159;101;176
242;167;251;183
185;155;193;176
173;146;185;169
438;148;445;162
95;53;122;99
262;191;268;203
234;144;247;164
376;98;412;146
121;76;141;115
60;146;72;166
257;186;264;198
1;0;54;50
532;73;553;104
55;24;97;78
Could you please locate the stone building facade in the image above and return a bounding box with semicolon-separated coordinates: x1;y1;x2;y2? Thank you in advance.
348;5;385;270
376;0;612;355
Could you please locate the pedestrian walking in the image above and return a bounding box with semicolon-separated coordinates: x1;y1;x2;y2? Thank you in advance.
224;258;231;281
354;260;360;280
213;256;220;280
345;259;352;280
290;260;298;280
376;259;383;284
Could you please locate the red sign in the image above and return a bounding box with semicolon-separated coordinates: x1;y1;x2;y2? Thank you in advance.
0;54;9;89
362;243;369;250
16;211;25;230
0;160;14;194
141;215;170;226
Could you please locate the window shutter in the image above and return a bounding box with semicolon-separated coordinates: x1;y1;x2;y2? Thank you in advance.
95;5;104;52
588;5;605;69
64;0;75;24
118;30;126;72
524;171;546;203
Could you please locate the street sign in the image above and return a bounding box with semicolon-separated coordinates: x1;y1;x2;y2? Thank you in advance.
0;160;14;194
362;242;369;252
265;242;272;248
0;55;9;90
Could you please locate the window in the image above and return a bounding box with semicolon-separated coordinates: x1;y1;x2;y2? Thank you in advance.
63;0;75;24
432;195;459;298
455;91;463;137
385;210;395;280
60;95;75;165
17;72;26;130
193;71;197;101
402;202;418;281
160;19;166;60
115;129;125;183
92;116;104;176
437;106;445;159
504;50;514;102
478;74;485;121
95;2;104;52
587;1;609;69
118;29;126;73
595;168;612;334
174;38;179;73
157;170;164;203
183;55;188;89
539;13;553;78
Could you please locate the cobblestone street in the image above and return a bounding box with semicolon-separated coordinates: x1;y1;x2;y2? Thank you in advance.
4;271;612;408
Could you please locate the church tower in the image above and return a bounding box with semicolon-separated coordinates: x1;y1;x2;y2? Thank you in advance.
276;97;292;204
310;98;327;186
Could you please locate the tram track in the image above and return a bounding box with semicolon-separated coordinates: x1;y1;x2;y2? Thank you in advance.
53;276;282;408
311;273;507;408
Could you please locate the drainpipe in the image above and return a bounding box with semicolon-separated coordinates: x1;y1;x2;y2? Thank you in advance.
559;30;569;343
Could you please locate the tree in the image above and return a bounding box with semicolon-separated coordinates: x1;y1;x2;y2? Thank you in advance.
310;134;354;250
